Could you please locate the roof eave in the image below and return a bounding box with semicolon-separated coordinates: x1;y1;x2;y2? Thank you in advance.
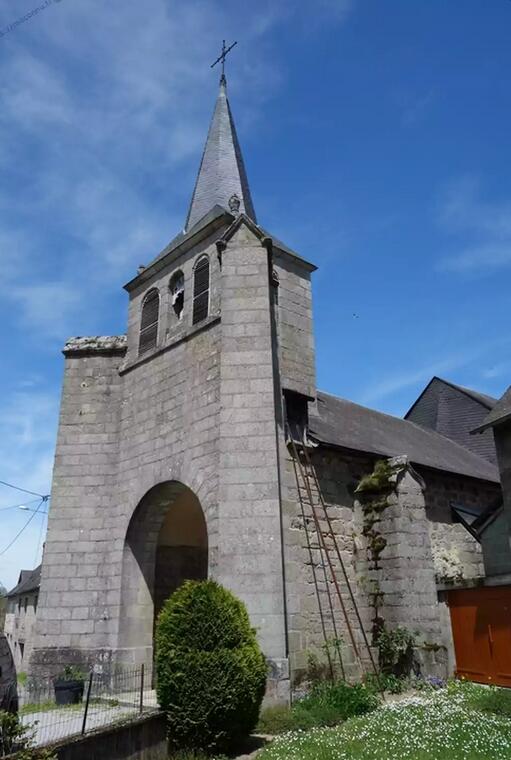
309;432;500;485
220;214;317;272
404;376;438;419
472;411;511;435
124;210;233;293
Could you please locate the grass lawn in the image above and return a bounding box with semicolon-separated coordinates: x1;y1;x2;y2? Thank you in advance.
258;682;511;760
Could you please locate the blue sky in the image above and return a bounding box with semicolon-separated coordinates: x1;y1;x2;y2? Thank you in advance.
1;0;511;588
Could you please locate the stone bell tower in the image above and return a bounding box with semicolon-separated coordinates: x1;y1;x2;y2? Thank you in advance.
31;69;317;701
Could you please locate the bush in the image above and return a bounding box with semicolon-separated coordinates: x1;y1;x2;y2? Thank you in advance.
258;681;378;734
0;710;25;756
257;704;297;734
0;710;57;758
364;672;408;694
376;625;415;677
466;684;511;717
155;580;267;753
295;681;378;725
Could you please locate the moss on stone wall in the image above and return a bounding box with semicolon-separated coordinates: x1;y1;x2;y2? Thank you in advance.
355;459;406;643
355;459;396;495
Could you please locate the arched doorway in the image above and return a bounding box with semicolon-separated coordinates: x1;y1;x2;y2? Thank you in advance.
118;481;208;670
154;488;208;620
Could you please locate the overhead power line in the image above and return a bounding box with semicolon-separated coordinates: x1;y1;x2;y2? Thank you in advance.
0;479;49;499
0;496;48;556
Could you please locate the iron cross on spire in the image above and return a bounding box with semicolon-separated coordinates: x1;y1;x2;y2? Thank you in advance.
211;39;238;82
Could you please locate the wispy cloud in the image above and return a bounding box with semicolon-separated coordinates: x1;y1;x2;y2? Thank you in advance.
0;0;353;342
438;176;511;273
0;388;57;588
400;87;436;127
0;0;354;584
311;0;353;23
358;339;510;406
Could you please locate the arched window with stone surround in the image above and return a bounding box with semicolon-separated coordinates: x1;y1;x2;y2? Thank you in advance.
192;255;210;325
138;288;159;355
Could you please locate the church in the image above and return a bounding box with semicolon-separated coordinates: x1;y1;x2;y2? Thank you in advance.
30;70;504;700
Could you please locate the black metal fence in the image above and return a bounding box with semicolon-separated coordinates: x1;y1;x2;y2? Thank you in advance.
10;664;158;748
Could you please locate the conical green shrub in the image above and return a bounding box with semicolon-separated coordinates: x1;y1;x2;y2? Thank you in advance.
155;579;267;752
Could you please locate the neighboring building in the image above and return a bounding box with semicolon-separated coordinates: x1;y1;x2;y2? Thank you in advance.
471;387;511;578
438;389;511;688
405;376;497;464
4;566;41;673
30;72;502;699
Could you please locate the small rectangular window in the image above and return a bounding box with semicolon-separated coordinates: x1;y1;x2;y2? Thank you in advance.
284;390;310;443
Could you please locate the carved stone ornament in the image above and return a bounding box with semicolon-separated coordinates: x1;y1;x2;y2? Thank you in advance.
228;193;241;214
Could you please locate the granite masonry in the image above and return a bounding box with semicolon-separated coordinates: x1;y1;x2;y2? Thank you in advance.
30;76;502;699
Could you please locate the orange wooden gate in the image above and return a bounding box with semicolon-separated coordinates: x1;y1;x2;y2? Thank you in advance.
448;585;511;687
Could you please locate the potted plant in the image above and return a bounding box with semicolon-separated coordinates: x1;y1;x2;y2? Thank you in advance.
53;666;86;706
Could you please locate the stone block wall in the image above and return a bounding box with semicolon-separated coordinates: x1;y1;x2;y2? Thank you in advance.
280;445;375;686
124;229;223;361
217;223;287;668
32;219;293;694
44;711;168;760
273;252;316;399
33;342;126;672
32;233;225;673
281;445;500;686
353;460;445;677
420;469;500;584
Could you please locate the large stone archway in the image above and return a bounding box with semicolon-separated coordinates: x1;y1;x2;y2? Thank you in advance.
118;481;208;670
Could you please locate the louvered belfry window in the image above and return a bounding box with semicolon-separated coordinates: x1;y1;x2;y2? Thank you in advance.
192;256;210;325
138;288;159;355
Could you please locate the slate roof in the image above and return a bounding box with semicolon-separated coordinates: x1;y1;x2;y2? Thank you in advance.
129;207;316;292
146;205;230;271
125;77;316;291
438;379;497;410
473;385;511;433
6;565;41;598
185;76;256;232
451;496;503;539
405;376;497;419
310;391;499;483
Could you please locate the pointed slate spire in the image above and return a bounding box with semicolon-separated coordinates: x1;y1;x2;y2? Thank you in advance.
184;76;256;232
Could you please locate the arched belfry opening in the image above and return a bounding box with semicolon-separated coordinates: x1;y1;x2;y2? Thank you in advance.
118;481;208;669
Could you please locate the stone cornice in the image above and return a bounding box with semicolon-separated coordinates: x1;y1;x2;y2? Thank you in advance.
63;335;128;357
